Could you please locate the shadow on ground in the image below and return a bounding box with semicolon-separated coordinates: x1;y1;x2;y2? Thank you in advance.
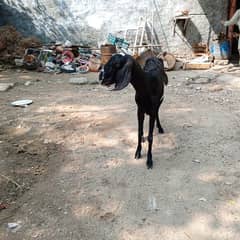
0;71;240;239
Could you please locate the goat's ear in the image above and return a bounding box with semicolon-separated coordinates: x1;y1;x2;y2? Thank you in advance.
114;58;133;91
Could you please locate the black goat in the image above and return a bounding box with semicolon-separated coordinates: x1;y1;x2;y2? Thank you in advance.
99;54;168;169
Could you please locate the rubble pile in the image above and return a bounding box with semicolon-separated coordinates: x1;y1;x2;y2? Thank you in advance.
0;25;41;64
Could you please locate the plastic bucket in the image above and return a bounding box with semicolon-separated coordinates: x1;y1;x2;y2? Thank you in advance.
210;40;230;60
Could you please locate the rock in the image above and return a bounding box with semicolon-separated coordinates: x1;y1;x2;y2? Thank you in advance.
199;197;207;202
192;159;200;163
183;123;193;128
214;59;229;65
174;61;184;70
24;81;32;86
69;77;99;85
209;85;223;92
0;83;15;92
225;181;233;185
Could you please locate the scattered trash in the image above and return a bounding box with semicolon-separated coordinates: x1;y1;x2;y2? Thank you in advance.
64;40;73;48
107;33;129;50
0;83;15;92
224;181;234;186
14;58;24;67
0;203;8;211
199;197;207;202
147;195;159;211
7;223;19;229
60;64;76;73
192;159;200;163
183;123;193;128
7;221;22;232
11;99;33;107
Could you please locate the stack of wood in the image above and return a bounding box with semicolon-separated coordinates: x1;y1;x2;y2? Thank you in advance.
192;43;209;57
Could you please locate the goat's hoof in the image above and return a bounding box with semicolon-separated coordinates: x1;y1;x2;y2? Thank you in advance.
159;128;164;134
135;151;141;159
146;161;153;169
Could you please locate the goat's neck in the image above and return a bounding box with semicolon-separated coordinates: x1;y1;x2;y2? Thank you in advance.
130;62;146;95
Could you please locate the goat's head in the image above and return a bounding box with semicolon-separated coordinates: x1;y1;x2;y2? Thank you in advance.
99;54;133;91
144;57;168;86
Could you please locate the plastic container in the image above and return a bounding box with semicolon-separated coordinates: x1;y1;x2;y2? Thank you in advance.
210;40;230;60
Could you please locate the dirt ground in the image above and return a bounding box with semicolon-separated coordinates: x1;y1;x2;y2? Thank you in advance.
1;66;240;239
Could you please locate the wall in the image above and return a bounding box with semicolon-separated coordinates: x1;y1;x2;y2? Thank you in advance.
0;0;228;55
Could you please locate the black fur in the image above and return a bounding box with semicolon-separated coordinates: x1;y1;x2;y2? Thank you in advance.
100;54;168;169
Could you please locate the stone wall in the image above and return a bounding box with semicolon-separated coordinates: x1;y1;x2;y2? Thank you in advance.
0;0;228;55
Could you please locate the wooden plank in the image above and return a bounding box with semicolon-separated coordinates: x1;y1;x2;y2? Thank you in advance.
183;62;212;70
128;44;162;48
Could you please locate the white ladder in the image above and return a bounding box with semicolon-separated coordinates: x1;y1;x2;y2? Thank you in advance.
133;17;148;54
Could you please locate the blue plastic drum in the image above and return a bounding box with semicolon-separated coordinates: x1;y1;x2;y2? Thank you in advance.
210;40;230;59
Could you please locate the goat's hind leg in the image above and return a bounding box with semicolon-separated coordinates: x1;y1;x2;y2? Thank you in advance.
156;113;164;134
135;109;144;159
146;115;155;169
156;103;164;134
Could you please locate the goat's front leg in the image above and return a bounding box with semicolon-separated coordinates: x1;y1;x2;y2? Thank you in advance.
147;115;155;169
135;109;144;159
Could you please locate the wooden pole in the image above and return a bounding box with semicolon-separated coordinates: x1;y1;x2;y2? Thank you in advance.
228;0;237;53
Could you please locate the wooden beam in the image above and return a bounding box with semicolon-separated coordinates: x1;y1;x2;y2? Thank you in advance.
228;0;237;53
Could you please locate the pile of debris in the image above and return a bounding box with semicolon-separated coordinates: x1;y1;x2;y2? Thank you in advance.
0;25;233;73
0;25;41;64
19;42;101;74
0;25;102;74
